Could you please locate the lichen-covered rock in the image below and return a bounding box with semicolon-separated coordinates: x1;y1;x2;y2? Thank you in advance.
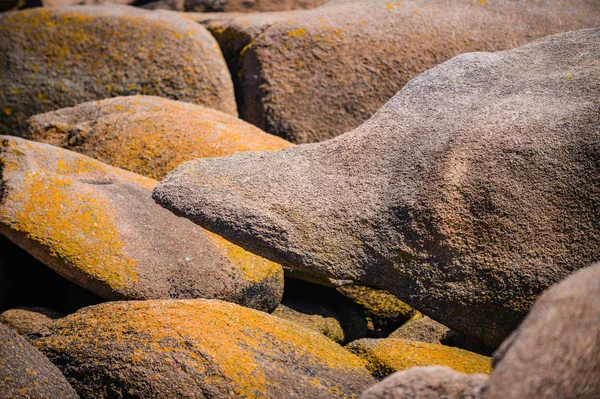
479;262;600;399
144;0;327;12
338;285;415;337
153;28;600;347
0;323;78;399
273;299;345;343
25;95;292;180
0;307;63;335
347;338;492;379
30;299;376;398
0;6;236;135
360;366;488;399
203;0;600;143
0;136;283;311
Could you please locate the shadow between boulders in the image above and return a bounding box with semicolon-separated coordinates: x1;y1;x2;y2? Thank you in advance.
0;234;105;315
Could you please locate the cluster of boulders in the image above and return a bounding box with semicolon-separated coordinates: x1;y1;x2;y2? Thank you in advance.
1;1;599;398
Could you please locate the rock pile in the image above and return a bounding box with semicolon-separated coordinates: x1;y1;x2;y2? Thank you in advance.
0;2;598;398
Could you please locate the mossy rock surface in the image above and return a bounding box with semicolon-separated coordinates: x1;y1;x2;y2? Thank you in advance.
0;5;236;135
30;298;376;398
347;338;492;379
0;323;78;399
25;95;292;180
0;136;283;311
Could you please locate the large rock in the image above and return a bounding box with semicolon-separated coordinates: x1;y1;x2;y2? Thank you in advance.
0;6;236;135
203;0;600;143
360;366;488;399
153;28;600;347
0;323;78;399
0;136;283;311
25;95;292;180
479;262;600;399
30;299;376;398
347;338;491;378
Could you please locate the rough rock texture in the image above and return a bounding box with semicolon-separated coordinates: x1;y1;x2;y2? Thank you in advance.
203;0;600;143
0;323;78;399
479;262;600;399
0;136;283;311
390;315;450;343
30;299;376;398
347;338;491;379
272;299;345;343
0;6;236;135
390;315;493;356
360;366;488;399
338;285;415;337
144;0;327;12
154;28;600;346
25;95;292;180
0;307;63;335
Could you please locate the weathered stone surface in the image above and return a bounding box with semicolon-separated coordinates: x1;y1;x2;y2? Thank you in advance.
203;0;600;143
338;285;415;337
153;28;600;347
0;136;283;311
390;315;449;343
479;262;600;399
0;6;236;135
347;338;491;379
273;299;345;343
0;307;63;335
0;323;78;399
390;315;493;356
144;0;327;12
25;95;292;180
360;366;488;399
30;299;376;398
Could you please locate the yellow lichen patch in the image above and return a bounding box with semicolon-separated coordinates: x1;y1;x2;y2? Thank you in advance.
27;96;293;180
338;285;415;320
287;28;306;38
34;299;371;397
203;229;283;285
347;338;492;378
9;172;138;291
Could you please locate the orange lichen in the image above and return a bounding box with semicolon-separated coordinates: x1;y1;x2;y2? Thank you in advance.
203;229;283;285
27;96;292;180
34;300;370;397
0;140;138;292
348;338;492;378
287;28;306;38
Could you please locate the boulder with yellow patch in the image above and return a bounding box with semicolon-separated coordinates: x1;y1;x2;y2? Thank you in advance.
29;299;377;398
0;136;283;311
346;338;492;379
0;5;236;135
25;95;292;180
